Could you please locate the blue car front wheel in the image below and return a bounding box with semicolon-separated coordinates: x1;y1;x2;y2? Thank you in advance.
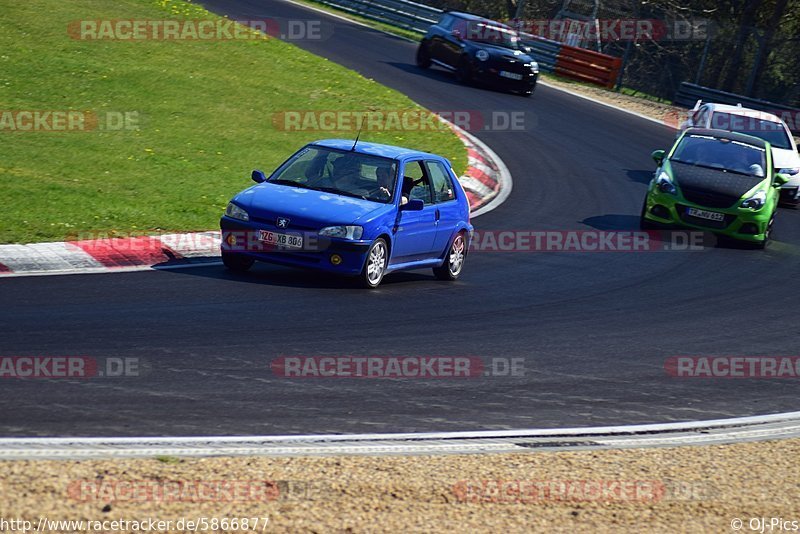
360;238;388;288
222;251;254;272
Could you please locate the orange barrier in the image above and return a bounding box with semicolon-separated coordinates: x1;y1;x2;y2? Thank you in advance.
554;46;622;89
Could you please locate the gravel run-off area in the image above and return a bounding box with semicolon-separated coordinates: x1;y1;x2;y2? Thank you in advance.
2;439;800;532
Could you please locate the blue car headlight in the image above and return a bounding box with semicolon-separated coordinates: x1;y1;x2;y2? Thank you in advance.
319;225;363;240
741;189;766;210
225;202;249;221
654;171;676;195
526;61;539;72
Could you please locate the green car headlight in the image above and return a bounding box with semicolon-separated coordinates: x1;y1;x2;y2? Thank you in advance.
319;225;363;240
741;189;766;210
225;202;249;221
655;171;677;195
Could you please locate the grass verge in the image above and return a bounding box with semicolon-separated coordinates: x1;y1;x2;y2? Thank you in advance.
0;0;466;244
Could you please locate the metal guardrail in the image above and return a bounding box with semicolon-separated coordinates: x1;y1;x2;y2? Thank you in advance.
517;35;560;73
674;82;800;134
314;0;441;33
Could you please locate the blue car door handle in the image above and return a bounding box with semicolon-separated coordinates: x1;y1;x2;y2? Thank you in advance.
435;209;441;222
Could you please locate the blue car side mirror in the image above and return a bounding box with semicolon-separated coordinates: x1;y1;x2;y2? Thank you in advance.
401;199;424;211
251;170;267;183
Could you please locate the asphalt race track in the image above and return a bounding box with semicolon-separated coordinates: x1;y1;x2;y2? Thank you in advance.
1;0;800;437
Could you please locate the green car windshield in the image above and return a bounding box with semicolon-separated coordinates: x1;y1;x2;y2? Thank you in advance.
269;146;399;204
670;134;767;177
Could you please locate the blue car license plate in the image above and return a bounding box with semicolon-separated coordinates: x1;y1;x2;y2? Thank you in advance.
259;230;303;249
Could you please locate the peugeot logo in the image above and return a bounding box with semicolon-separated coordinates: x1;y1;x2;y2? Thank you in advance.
276;217;290;229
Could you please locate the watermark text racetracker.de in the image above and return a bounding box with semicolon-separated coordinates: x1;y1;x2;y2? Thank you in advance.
68;478;319;503
0;356;144;378
219;230;707;255
0;110;140;132
469;230;706;252
662;108;800;133
271;110;529;133
271;356;525;378
67;19;330;42
666;356;800;378
506;17;710;42
453;478;715;504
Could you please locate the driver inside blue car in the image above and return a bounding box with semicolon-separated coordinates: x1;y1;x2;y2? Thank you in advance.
373;166;394;200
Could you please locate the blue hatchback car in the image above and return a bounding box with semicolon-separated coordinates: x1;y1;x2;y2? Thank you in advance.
219;139;473;287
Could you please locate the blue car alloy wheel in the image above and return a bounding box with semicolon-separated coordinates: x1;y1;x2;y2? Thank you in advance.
219;139;474;288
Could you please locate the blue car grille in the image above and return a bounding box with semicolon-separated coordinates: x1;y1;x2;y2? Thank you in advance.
249;216;318;232
264;251;320;263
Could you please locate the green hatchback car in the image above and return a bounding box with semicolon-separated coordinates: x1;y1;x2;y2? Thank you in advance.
641;128;790;247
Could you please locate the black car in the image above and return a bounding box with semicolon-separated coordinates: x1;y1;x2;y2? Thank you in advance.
416;12;539;96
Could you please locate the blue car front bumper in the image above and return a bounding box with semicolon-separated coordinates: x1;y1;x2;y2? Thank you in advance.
220;217;372;275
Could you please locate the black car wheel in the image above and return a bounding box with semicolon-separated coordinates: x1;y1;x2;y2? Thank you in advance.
222;251;254;272
416;43;431;69
521;83;536;97
455;58;472;84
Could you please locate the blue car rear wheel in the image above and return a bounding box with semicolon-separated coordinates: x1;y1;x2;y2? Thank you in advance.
433;232;466;281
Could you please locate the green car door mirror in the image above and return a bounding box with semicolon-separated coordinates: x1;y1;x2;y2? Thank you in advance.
651;150;666;165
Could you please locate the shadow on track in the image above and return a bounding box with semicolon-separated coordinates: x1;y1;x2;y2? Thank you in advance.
626;169;654;185
382;61;531;99
580;214;783;250
383;61;461;86
156;262;438;290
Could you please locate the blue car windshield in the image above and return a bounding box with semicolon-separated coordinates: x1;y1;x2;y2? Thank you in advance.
670;135;767;177
269;146;399;203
